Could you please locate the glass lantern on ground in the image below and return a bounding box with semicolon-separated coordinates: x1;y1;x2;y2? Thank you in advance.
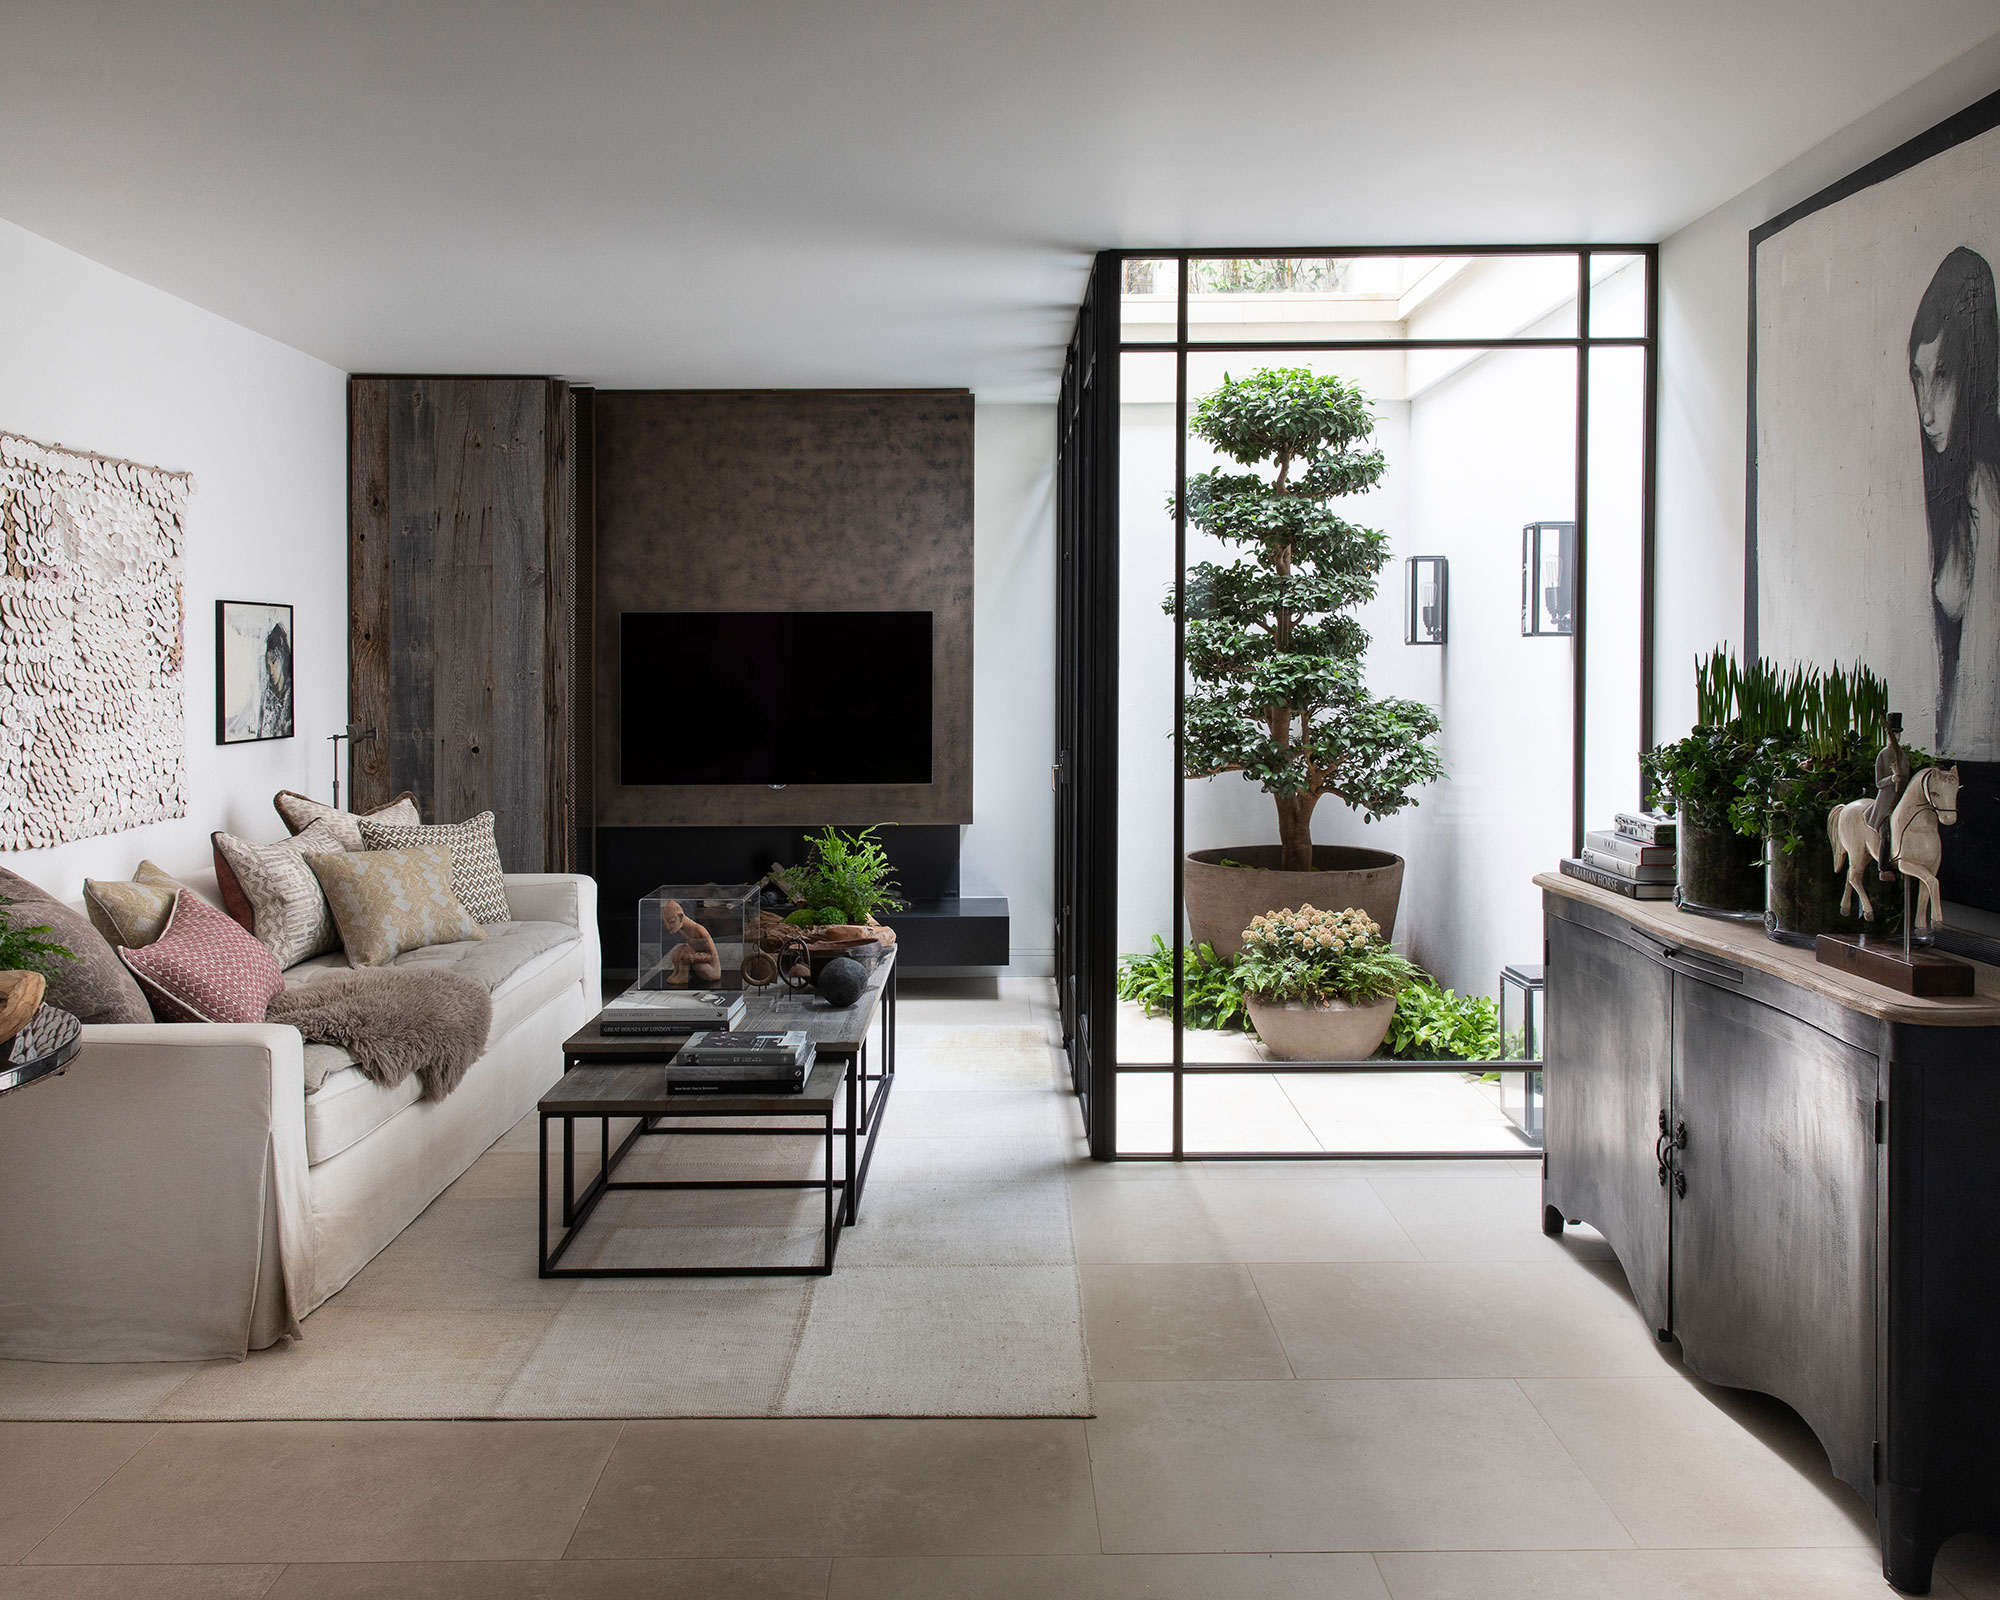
1521;521;1576;637
638;884;758;992
1405;555;1447;645
1497;962;1545;1142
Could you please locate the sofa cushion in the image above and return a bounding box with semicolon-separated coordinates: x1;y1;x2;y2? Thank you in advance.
212;821;347;968
0;865;153;1024
119;889;286;1023
306;843;483;967
81;860;192;950
304;1060;425;1165
359;811;511;924
288;919;579;1048
273;789;421;851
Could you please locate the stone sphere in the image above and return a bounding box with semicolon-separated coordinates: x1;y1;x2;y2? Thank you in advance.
816;956;867;1008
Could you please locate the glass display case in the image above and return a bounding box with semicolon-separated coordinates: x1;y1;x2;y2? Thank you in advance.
637;883;759;991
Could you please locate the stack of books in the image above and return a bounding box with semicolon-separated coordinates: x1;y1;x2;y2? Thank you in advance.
667;1029;816;1095
1560;811;1677;901
599;987;747;1038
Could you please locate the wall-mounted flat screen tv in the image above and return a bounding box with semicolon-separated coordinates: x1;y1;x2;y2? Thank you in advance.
620;611;933;785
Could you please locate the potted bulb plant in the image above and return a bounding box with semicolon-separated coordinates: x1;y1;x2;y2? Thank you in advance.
1171;368;1444;957
1640;649;1766;917
1729;662;1890;945
1236;904;1421;1061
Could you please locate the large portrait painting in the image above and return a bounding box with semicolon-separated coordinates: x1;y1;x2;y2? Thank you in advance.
1751;89;2000;912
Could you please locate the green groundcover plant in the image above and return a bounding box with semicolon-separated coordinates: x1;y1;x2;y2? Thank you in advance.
1115;936;1254;1033
1381;981;1499;1062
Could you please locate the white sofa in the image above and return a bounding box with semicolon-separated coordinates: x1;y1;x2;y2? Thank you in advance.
0;871;600;1363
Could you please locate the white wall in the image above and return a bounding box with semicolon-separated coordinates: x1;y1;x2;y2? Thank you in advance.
963;401;1057;973
1655;37;2000;738
0;218;347;898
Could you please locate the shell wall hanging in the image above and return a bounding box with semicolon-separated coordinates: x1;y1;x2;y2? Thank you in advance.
0;431;191;851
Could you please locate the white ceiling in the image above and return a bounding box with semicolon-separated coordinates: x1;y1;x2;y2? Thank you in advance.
2;2;1995;401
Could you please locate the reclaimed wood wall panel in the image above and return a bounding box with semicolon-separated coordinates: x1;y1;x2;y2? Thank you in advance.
348;376;574;873
590;389;973;827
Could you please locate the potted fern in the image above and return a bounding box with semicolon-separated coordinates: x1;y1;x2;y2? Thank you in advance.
1171;368;1444;957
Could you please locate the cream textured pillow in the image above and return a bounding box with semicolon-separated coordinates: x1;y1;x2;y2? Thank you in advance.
305;842;485;967
273;789;421;852
358;811;510;924
82;860;195;949
211;821;347;969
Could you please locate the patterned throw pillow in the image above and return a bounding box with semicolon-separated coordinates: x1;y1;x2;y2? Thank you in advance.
211;821;347;969
358;811;510;924
82;860;193;949
272;790;421;852
0;865;153;1025
305;842;485;968
119;889;285;1024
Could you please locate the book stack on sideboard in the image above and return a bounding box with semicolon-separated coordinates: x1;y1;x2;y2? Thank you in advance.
1560;812;1677;901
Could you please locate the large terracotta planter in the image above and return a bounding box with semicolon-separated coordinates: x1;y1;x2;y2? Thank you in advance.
1246;994;1397;1062
1184;845;1404;960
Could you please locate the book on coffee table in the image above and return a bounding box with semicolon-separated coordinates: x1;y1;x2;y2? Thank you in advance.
598;987;747;1037
667;1033;817;1095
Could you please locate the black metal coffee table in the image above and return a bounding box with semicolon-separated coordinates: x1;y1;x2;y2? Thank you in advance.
538;951;896;1278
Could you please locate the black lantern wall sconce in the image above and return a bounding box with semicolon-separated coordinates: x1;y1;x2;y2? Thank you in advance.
1522;521;1576;637
1405;556;1447;645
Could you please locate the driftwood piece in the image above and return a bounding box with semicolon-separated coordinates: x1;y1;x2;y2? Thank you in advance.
0;971;47;1044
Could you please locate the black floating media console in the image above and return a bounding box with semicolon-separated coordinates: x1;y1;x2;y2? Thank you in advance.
591;826;1009;984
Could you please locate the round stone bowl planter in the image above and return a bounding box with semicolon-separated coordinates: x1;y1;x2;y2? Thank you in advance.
1184;845;1404;960
1245;994;1397;1062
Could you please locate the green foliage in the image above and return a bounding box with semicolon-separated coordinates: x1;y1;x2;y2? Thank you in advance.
783;907;849;928
1115;936;1254;1032
1166;369;1443;855
1380;980;1500;1062
0;893;74;977
1234;905;1422;1006
780;828;906;927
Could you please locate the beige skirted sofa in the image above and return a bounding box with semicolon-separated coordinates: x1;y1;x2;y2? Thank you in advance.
0;871;599;1362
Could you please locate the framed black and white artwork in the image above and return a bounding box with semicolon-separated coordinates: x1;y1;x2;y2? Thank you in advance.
216;600;294;744
1750;88;2000;912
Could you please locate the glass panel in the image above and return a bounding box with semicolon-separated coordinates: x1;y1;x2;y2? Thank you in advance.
1188;254;1579;343
1114;351;1179;1122
1120;258;1178;344
1588;254;1648;339
1115;1072;1173;1153
1582;345;1647;834
1179;338;1576;1153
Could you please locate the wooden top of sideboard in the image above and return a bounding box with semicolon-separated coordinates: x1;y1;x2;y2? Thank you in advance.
1535;871;2000;1027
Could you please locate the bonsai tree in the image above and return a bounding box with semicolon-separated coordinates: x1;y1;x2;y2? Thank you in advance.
1170;368;1444;872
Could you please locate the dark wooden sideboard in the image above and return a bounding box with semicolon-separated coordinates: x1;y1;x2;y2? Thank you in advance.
1537;873;2000;1595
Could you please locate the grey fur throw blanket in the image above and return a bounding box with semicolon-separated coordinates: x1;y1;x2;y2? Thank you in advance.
268;968;492;1102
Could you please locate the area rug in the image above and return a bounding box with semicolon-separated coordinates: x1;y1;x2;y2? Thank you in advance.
0;1019;1094;1420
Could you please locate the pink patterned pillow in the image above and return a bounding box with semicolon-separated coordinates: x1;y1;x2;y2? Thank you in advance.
119;887;285;1023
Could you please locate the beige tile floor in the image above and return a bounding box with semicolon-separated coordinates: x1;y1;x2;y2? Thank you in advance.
5;975;1998;1598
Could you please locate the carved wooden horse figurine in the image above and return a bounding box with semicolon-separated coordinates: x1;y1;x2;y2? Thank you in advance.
1831;765;1961;930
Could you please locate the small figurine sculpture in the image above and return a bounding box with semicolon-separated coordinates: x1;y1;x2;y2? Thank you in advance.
1871;712;1912;882
1889;762;1962;940
658;900;721;988
1832;713;1961;939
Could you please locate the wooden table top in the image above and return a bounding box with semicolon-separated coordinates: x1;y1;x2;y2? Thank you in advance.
563;949;894;1063
1537;872;2000;1027
539;1054;849;1117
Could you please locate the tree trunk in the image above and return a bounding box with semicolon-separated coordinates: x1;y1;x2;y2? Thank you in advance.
1276;794;1317;873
